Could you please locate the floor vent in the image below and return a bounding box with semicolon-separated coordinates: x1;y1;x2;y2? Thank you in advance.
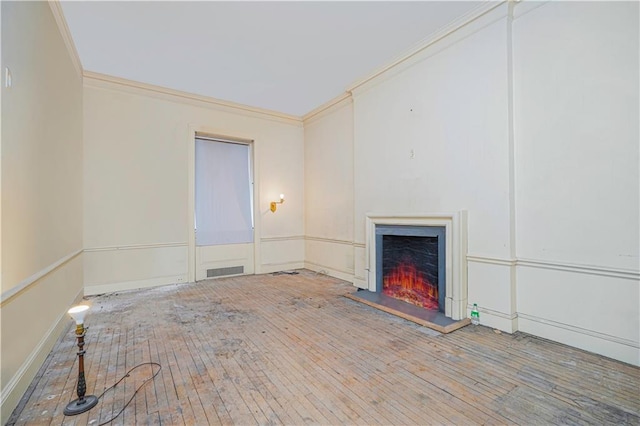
207;266;244;278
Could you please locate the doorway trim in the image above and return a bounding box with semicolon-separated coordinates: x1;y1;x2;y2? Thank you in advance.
187;125;261;282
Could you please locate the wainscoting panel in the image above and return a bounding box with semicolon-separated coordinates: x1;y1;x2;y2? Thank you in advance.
353;244;367;288
260;236;305;274
517;265;639;366
83;244;188;295
0;254;83;422
467;259;517;332
196;242;254;281
304;237;354;282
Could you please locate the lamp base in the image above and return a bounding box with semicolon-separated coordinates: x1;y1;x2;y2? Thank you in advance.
63;395;98;416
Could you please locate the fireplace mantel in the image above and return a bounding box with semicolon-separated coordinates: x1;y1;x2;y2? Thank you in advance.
365;212;468;320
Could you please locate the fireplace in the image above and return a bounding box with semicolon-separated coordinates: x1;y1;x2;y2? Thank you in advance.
364;213;468;321
376;225;445;312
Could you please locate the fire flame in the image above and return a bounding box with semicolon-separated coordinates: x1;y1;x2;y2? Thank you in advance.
383;261;438;310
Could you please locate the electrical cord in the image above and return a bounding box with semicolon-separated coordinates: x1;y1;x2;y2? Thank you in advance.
92;362;162;426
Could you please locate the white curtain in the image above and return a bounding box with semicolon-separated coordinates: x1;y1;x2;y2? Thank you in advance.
195;138;253;246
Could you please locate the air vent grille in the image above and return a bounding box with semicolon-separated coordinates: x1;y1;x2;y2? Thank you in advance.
206;266;244;278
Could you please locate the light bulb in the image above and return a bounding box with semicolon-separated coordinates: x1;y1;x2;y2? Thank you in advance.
68;305;90;325
280;194;285;202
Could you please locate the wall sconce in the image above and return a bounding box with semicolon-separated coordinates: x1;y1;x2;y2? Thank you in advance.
64;305;99;416
270;194;285;213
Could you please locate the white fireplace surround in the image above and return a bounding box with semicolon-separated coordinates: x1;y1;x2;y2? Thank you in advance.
365;212;468;320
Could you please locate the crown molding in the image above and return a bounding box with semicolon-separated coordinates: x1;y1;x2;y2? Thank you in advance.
47;0;83;77
83;71;303;126
512;0;548;21
347;0;507;96
302;92;352;123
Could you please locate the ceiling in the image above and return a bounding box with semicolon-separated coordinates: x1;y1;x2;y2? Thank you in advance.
60;1;483;117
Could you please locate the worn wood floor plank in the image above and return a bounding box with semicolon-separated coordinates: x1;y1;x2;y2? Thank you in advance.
9;270;640;426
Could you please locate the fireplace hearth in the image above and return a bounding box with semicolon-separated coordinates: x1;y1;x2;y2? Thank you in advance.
346;213;469;332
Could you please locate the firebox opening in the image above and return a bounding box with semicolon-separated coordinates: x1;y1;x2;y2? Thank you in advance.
376;225;445;313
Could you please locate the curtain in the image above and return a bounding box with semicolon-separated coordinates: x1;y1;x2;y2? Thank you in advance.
195;138;253;246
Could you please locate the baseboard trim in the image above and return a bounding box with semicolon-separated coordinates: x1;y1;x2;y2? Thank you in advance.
519;314;640;366
470;306;518;333
352;276;367;289
1;288;83;423
259;261;305;274
471;305;518;321
304;261;354;282
518;313;639;349
84;275;185;296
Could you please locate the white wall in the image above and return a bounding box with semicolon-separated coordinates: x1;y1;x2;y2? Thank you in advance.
83;77;305;294
304;99;354;281
0;2;635;421
0;11;635;424
352;6;515;328
513;1;639;365
1;2;84;420
304;1;639;365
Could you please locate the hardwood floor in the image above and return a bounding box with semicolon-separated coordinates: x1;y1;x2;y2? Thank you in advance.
10;270;640;425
